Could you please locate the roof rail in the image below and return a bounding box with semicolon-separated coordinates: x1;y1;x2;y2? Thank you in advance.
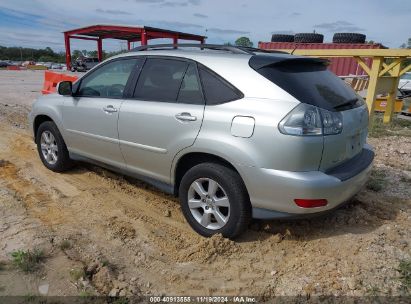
130;43;287;55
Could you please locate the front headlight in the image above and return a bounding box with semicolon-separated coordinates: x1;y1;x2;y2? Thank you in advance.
279;104;343;136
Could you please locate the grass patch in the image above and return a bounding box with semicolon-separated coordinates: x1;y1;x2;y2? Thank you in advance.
59;240;72;251
79;290;94;297
398;260;411;292
369;114;411;138
365;285;381;296
70;268;85;281
112;298;129;304
23;293;36;302
400;175;411;183
11;249;44;272
366;169;387;192
100;258;117;272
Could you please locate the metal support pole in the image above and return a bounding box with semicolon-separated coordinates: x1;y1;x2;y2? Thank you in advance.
64;33;71;70
141;31;147;45
127;41;131;50
365;57;383;127
383;63;402;124
173;36;178;47
97;38;103;62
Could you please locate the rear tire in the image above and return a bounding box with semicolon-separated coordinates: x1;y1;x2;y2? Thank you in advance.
179;163;251;239
36;121;73;172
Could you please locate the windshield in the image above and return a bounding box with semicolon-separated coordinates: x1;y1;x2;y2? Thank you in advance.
254;61;359;111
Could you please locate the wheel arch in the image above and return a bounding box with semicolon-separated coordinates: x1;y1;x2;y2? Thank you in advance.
172;151;249;197
33;115;54;142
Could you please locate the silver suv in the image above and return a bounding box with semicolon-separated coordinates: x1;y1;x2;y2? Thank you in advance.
29;44;374;238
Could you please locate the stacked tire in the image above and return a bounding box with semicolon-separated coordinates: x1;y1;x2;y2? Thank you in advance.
294;33;324;43
271;34;294;42
332;33;366;44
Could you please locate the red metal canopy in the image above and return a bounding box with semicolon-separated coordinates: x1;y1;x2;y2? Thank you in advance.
63;24;206;70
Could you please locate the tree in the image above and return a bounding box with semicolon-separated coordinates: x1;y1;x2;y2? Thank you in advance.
400;38;411;49
72;50;83;59
235;37;253;47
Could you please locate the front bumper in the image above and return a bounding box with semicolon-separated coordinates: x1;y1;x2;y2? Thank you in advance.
238;145;374;219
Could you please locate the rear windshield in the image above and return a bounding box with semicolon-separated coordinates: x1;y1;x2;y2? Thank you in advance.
254;61;359;111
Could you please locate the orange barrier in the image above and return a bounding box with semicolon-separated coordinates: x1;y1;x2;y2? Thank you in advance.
42;71;78;95
374;97;403;113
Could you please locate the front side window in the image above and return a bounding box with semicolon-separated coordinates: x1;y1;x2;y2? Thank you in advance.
177;63;203;105
134;58;188;102
77;58;139;98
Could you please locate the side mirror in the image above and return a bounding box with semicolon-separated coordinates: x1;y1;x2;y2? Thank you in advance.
57;81;72;96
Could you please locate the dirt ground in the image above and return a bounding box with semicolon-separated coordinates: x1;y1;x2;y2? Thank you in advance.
0;70;410;299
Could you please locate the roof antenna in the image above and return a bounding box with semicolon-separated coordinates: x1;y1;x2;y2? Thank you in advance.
291;46;298;55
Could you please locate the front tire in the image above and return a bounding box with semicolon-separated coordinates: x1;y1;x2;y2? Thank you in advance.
36;121;73;172
179;163;251;239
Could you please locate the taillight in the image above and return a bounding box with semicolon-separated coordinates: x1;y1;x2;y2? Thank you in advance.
294;199;328;208
279;104;343;136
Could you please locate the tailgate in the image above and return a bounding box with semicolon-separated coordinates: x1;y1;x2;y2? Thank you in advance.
320;104;369;171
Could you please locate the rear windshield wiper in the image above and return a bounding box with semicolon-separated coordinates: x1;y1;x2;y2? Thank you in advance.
333;98;358;110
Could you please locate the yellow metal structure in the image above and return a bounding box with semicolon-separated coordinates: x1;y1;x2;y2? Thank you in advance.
271;48;411;125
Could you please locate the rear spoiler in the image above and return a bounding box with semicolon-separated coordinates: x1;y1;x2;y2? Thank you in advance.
249;55;329;70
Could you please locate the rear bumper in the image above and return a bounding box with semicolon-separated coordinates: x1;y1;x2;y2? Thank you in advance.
239;145;374;218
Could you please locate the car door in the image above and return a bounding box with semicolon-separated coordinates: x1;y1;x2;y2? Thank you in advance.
118;57;205;183
63;57;142;168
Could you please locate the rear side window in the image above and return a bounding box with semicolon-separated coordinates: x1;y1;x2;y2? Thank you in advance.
198;67;242;105
254;61;359;111
134;58;188;102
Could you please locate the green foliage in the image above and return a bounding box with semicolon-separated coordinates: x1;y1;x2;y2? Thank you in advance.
11;249;44;272
0;260;6;271
235;37;253;47
79;290;94;297
70;268;85;281
398;260;411;292
369;114;411;138
366;169;386;192
0;45;128;63
399;38;411;49
0;45;65;63
59;239;72;251
112;298;129;304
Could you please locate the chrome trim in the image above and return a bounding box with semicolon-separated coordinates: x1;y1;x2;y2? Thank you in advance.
66;129;118;144
119;139;167;154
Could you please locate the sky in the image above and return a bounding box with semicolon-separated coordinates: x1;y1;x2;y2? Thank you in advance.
0;0;409;52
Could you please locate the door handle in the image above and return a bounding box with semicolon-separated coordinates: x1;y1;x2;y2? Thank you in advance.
175;112;197;122
103;105;118;113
